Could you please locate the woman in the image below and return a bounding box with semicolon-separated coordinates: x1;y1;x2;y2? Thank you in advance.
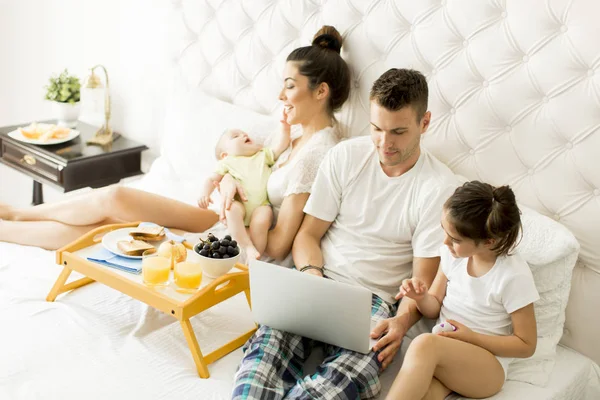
0;25;351;261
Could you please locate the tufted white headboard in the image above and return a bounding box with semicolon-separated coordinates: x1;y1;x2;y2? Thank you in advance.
168;0;600;364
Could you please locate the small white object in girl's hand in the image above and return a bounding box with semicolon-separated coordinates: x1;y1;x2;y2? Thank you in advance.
432;321;456;334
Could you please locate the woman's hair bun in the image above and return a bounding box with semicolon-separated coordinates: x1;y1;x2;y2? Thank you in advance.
312;25;343;54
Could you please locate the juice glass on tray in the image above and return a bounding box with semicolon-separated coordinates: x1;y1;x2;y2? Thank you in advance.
142;249;171;288
174;261;203;293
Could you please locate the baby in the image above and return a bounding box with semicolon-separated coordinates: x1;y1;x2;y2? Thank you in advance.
198;116;291;261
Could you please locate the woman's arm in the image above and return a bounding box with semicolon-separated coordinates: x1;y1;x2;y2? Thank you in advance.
441;304;538;358
265;192;309;260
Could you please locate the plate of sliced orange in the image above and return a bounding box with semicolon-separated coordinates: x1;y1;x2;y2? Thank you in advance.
7;122;80;145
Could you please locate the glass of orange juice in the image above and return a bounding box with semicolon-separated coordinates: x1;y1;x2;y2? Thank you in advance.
142;249;171;288
174;261;203;294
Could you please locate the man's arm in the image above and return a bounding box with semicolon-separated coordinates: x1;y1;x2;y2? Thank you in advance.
371;256;440;370
292;214;333;276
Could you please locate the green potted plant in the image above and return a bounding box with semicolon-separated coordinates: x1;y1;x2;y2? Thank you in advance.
45;69;81;127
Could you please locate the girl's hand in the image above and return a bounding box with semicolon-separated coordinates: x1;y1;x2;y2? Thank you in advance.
437;319;475;344
215;175;247;224
395;278;428;301
197;195;212;209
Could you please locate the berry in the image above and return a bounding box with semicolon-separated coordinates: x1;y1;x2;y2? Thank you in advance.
208;233;218;242
211;241;220;250
220;239;230;247
203;244;211;251
230;240;237;248
212;253;222;259
218;246;227;255
224;235;232;241
200;249;209;257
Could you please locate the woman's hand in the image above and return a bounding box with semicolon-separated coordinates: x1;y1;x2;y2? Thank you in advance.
395;277;428;302
215;174;247;224
280;108;291;133
437;319;475;344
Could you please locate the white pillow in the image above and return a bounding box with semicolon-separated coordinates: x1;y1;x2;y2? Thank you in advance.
136;86;281;206
160;87;279;183
507;205;579;386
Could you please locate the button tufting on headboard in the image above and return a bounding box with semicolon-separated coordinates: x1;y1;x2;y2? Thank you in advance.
169;0;600;363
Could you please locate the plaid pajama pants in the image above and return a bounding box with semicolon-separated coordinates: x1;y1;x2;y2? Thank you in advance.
232;295;397;400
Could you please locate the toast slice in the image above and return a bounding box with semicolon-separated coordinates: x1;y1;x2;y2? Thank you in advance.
128;225;165;239
130;233;166;242
117;239;155;256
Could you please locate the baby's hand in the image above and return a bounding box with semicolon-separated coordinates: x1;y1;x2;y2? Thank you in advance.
197;196;212;209
395;278;428;301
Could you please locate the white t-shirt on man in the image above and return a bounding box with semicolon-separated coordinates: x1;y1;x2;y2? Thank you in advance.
304;136;458;304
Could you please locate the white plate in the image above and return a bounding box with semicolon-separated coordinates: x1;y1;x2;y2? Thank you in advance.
102;227;163;259
7;127;81;146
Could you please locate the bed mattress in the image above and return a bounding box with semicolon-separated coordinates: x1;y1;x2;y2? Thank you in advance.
1;240;598;400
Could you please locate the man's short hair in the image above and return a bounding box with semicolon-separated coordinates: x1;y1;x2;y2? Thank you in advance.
370;68;428;121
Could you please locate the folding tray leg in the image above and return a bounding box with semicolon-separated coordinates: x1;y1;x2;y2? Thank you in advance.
180;319;210;378
46;266;95;302
46;266;73;302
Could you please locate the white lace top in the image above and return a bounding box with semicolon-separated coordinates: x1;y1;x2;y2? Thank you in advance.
267;125;340;221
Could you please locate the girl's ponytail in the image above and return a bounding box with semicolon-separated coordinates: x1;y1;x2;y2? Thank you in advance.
486;186;521;256
445;181;522;256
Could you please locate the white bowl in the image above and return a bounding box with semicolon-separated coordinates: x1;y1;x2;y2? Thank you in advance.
190;244;241;278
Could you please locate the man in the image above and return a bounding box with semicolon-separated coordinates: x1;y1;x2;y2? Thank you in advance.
232;69;457;399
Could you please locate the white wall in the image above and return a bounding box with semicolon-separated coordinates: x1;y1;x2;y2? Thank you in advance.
0;0;171;206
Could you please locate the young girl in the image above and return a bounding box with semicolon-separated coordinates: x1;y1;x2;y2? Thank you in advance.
386;181;539;400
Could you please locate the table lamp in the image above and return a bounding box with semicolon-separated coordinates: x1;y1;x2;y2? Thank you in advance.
83;65;113;145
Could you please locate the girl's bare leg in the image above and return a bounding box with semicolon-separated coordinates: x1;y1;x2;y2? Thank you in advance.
248;205;273;256
2;186;219;232
386;334;504;400
421;377;451;400
0;220;108;250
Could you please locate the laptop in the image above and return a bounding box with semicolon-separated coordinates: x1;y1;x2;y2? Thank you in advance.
249;259;379;354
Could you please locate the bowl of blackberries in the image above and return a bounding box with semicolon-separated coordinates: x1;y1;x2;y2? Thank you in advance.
192;233;241;278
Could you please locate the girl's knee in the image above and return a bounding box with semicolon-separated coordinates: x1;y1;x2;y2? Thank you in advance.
405;333;439;361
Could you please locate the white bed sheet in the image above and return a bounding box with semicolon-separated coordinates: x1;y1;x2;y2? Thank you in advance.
1;170;598;400
2;239;599;400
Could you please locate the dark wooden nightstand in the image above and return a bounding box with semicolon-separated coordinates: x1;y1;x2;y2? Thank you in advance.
0;121;148;205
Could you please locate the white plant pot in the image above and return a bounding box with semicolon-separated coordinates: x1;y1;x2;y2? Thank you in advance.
52;101;80;128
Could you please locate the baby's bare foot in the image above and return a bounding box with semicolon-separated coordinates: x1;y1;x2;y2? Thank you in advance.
244;245;261;262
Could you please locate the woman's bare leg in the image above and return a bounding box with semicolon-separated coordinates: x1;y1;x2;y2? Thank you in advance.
386;333;504;400
3;186;219;232
0;220;107;250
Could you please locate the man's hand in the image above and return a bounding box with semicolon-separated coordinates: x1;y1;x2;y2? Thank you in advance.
436;319;475;344
395;278;428;301
197;195;212;209
370;314;408;370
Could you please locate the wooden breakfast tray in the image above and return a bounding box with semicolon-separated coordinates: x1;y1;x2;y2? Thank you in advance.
46;222;257;379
